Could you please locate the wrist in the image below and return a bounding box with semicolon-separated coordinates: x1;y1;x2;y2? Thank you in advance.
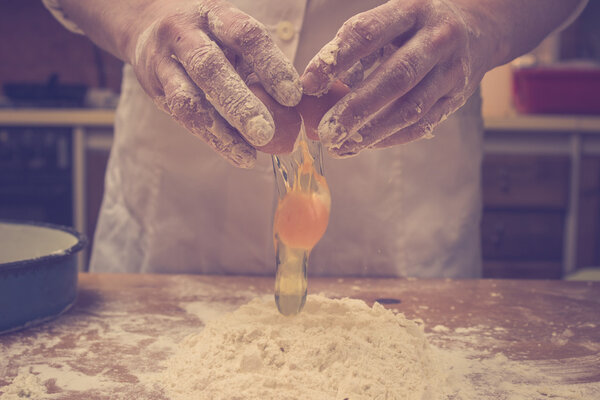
450;1;511;72
451;0;586;71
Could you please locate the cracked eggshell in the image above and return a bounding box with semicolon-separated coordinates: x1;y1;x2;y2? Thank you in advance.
249;80;350;153
297;80;350;141
249;83;302;155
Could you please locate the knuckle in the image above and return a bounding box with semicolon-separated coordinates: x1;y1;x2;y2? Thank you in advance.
399;99;424;124
185;42;223;78
229;16;270;49
432;18;466;48
391;58;419;89
344;13;385;49
155;14;185;43
167;89;211;128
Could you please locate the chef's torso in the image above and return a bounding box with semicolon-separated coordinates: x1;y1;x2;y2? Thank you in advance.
90;0;483;278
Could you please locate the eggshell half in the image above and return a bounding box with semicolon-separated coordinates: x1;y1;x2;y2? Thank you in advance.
297;81;350;141
250;84;302;154
249;81;350;153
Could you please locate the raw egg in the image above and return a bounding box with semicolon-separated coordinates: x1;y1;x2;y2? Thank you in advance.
274;190;330;249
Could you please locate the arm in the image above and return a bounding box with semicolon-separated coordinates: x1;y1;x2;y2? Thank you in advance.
453;0;587;69
49;0;303;168
301;0;586;157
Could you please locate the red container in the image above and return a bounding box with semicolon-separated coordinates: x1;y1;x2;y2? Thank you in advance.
512;66;600;115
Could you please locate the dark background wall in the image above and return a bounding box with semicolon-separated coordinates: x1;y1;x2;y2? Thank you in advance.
0;0;123;94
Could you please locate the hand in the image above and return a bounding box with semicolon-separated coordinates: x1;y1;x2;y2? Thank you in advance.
64;0;302;167
300;0;496;157
134;0;305;167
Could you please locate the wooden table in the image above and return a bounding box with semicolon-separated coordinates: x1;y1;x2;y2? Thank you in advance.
1;274;599;399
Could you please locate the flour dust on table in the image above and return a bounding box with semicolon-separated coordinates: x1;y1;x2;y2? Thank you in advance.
160;294;460;400
3;293;599;399
160;294;600;400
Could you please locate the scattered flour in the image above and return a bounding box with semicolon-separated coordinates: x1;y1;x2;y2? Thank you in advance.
432;324;450;333
0;369;47;400
318;41;340;66
551;328;576;346
160;295;457;400
3;294;599;399
159;295;600;400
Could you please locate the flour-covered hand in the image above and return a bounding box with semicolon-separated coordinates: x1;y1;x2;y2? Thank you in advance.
301;0;584;157
60;0;302;167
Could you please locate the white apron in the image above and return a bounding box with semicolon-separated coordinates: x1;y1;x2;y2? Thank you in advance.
90;0;484;278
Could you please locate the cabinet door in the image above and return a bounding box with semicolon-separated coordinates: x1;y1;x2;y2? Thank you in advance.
483;260;562;279
482;154;569;210
481;153;570;279
481;210;564;261
577;156;600;269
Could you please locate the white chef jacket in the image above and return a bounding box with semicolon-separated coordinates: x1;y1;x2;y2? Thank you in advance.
45;0;486;278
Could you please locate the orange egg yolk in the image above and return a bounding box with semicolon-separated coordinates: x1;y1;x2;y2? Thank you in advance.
274;191;330;250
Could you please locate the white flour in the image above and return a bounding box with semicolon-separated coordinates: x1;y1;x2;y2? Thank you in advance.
2;292;599;399
160;294;600;400
0;371;47;400
161;295;454;400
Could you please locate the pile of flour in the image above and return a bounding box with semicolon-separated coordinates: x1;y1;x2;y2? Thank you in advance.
4;292;598;399
160;294;458;400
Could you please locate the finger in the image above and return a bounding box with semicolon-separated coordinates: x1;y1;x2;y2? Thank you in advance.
370;95;468;149
338;44;396;88
338;61;364;88
170;29;274;147
204;1;302;107
156;58;257;168
318;30;443;150
329;61;464;157
297;80;350;141
360;47;384;71
301;1;418;95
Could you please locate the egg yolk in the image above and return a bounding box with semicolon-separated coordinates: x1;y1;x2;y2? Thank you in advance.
274;191;330;249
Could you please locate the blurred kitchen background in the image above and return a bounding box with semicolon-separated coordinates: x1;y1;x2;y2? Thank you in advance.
1;0;599;279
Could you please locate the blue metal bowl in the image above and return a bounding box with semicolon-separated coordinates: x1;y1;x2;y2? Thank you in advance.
0;221;87;334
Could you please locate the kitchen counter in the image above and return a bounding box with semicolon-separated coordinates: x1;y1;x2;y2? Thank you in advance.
0;109;114;127
1;274;599;398
2;108;600;131
484;114;600;132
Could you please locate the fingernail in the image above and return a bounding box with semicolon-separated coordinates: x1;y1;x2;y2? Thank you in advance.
349;132;363;143
318;112;347;150
245;115;274;146
275;80;302;107
301;72;323;95
331;137;362;159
